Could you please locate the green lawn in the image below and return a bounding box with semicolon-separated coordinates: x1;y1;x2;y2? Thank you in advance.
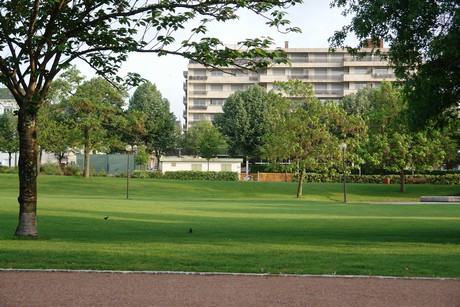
1;174;459;277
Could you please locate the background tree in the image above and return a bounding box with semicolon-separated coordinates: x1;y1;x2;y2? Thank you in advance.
64;77;128;178
0;112;18;167
354;82;456;192
262;80;366;198
38;67;85;168
0;0;301;236
37;103;75;167
184;120;227;170
129;81;179;169
215;84;279;174
330;0;460;127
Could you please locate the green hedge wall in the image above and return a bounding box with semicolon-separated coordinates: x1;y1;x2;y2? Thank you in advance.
131;170;239;181
294;173;460;185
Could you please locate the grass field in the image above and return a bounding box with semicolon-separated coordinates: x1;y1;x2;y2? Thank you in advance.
1;174;459;277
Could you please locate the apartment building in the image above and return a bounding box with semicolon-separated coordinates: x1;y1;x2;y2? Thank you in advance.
0;88;16;115
182;41;396;131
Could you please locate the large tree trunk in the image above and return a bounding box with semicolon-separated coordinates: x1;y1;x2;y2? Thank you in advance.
15;109;38;237
297;168;305;198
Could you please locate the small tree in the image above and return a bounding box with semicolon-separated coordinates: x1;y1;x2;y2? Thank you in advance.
64;77;128;177
185;120;227;171
215;84;281;175
0;112;18;167
262;80;366;198
356;82;456;192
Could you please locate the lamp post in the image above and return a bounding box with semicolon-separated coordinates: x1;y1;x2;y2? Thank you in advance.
340;143;347;203
125;145;137;200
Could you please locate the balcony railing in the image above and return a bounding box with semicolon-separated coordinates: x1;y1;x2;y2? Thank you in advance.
189;75;208;80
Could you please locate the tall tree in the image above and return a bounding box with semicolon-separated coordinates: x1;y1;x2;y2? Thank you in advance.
38;66;85;167
0;112;18;167
0;0;301;236
329;0;460;127
362;82;456;192
215;84;280;174
184;120;227;170
129;81;178;168
262;80;366;198
64;77;127;178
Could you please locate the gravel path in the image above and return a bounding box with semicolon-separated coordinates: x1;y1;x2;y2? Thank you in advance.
1;271;460;306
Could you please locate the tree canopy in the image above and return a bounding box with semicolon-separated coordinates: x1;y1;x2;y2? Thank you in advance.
329;0;460;127
215;84;279;159
129;81;179;167
0;0;302;236
262;80;367;198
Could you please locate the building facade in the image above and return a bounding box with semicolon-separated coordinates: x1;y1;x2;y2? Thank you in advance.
183;44;396;130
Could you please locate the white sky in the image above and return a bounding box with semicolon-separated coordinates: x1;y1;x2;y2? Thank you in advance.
80;0;357;121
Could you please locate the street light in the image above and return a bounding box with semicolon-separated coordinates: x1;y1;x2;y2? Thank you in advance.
340;143;347;203
125;144;137;200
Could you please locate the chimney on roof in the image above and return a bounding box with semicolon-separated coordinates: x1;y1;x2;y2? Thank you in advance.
366;38;384;48
285;41;289;49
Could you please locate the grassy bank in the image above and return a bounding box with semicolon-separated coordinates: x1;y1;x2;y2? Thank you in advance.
1;174;459;277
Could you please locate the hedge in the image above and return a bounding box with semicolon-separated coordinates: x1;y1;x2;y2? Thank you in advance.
295;173;460;185
131;170;239;181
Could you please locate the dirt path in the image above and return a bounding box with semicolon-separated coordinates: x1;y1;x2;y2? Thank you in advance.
1;271;459;306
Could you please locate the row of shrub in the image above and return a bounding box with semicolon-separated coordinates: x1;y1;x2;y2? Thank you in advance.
294;173;460;185
0;166;17;174
131;170;239;181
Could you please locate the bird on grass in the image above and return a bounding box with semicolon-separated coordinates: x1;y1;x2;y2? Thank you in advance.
104;216;109;220
189;228;192;234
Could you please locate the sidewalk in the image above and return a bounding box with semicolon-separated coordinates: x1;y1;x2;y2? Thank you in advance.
1;270;459;306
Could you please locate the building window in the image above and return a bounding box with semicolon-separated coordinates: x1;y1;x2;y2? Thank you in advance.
192;164;202;171
221;164;232;172
211;70;223;76
210;99;225;106
273;68;285;75
210;84;223;91
192;69;206;76
355;82;368;89
353;67;368;75
194;99;206;107
231;84;244;91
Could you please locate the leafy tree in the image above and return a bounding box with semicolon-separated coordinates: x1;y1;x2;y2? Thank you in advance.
262;80;367;198
37;103;75;167
185;120;227;170
64;77;128;178
38;67;85;167
215;84;280;174
0;0;301;236
129;81;178;168
0;112;18;167
357;82;456;192
134;145;150;173
329;0;460;127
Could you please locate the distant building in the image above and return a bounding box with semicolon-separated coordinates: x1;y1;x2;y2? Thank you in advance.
182;41;396;130
0;88;17;114
160;157;243;173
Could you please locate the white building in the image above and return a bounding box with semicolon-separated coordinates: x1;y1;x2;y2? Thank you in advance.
160;157;243;173
183;41;396;130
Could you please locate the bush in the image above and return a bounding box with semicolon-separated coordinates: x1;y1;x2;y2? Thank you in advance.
163;171;239;181
40;163;63;175
64;164;81;176
0;166;18;174
293;172;460;185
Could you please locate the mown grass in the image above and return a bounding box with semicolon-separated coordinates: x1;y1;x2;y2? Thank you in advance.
0;174;459;277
